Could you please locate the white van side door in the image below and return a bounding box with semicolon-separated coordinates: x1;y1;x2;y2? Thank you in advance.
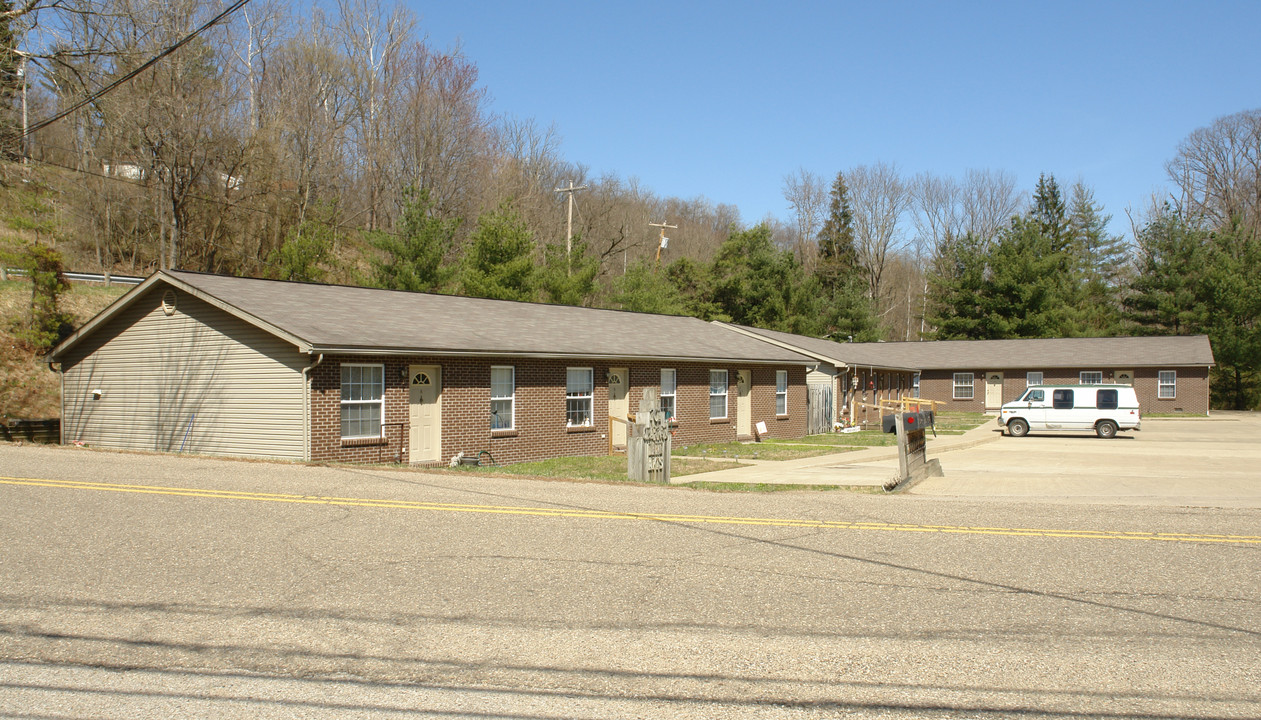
1045;388;1078;429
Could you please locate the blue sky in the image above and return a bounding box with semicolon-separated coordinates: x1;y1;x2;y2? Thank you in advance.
405;1;1261;238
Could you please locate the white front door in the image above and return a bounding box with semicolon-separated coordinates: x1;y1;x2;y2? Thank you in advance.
985;371;1004;410
608;367;628;446
409;365;441;464
736;369;752;438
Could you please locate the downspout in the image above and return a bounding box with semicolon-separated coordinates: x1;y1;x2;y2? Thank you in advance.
47;361;62;445
301;353;324;461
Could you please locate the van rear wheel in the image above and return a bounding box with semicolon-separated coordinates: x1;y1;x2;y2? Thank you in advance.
1096;420;1118;439
1007;418;1029;437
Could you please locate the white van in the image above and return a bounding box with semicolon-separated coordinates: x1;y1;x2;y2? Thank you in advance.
997;384;1141;439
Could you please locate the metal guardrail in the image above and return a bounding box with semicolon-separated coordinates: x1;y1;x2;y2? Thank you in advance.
1;268;146;285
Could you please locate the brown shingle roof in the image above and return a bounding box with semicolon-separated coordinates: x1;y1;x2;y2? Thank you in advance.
57;271;812;364
729;325;1215;370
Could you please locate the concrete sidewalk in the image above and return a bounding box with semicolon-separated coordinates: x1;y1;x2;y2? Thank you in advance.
674;421;1001;486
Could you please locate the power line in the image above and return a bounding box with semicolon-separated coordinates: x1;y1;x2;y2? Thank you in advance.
14;0;254;141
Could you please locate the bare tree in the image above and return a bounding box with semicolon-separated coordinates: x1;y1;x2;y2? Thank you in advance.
1166;108;1261;233
394;41;492;223
227;0;285;132
847;162;911;304
959;168;1022;243
780;166;827;266
332;0;413;230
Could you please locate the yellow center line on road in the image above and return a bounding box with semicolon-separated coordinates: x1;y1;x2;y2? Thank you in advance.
3;475;1259;545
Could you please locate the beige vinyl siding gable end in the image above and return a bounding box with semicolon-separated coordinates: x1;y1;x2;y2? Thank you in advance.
59;287;308;459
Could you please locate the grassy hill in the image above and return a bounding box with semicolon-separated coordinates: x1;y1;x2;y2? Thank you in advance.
1;279;128;420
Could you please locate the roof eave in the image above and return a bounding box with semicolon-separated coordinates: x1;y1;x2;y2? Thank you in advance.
306;344;814;365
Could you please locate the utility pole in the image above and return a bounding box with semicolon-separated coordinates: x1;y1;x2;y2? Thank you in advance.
649;221;677;270
554;180;587;275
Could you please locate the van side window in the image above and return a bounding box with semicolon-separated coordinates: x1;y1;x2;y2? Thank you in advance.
1023;389;1044;402
1052;389;1074;409
1097;389;1118;410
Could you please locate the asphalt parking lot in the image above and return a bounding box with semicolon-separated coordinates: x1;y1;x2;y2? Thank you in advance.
687;411;1261;507
912;411;1261;506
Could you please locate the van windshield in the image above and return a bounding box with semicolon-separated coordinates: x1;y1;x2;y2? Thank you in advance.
1021;389;1045;402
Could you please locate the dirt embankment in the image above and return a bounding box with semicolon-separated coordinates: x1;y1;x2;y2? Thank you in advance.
1;280;128;419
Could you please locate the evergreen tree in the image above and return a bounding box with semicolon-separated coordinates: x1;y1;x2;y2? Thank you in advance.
270;221;333;283
1031;174;1071;252
371;188;460;293
608;260;689;316
11;244;73;351
927;233;1004;339
811;171;879;339
1068;182;1129;334
814;274;881;342
538;235;599;306
709;224;804;330
1123;206;1209;336
664;257;726;321
985;216;1080;337
816;171;859;290
1199;220;1261;409
460;201;536;302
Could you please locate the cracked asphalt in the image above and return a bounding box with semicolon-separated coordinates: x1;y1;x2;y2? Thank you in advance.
1;441;1258;719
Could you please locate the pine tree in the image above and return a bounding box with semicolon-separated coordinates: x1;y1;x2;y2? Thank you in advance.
371;188;461;293
1123;206;1209;336
709;225;801;330
926;234;995;339
1199;219;1261;409
538;235;599;306
460;201;537;302
608;260;689;316
1068;182;1128;334
816;171;859;291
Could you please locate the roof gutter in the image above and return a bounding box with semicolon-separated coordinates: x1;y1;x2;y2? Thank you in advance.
304;346;814;366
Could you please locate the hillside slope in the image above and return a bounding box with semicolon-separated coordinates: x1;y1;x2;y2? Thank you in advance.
1;280;128;419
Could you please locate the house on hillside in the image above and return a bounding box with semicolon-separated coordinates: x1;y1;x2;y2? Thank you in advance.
723;328;1215;417
48;272;814;465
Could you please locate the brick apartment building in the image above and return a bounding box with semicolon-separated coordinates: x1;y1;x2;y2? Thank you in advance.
49;271;812;465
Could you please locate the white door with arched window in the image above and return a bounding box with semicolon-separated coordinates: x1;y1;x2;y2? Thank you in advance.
409;365;442;464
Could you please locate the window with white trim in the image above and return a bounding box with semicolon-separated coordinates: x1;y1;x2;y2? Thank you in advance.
1026;371;1043;387
776;370;788;415
341;364;383;438
660;369;676;420
709;369;728;419
953;373;974;400
1080;371;1103;385
566;367;593;426
1158;370;1177;399
490;366;514;430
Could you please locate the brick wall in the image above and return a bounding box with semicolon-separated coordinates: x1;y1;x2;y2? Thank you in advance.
918;366;1210;415
310;355;808;465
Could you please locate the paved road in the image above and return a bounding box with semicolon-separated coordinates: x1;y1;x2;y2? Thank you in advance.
1;444;1259;719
